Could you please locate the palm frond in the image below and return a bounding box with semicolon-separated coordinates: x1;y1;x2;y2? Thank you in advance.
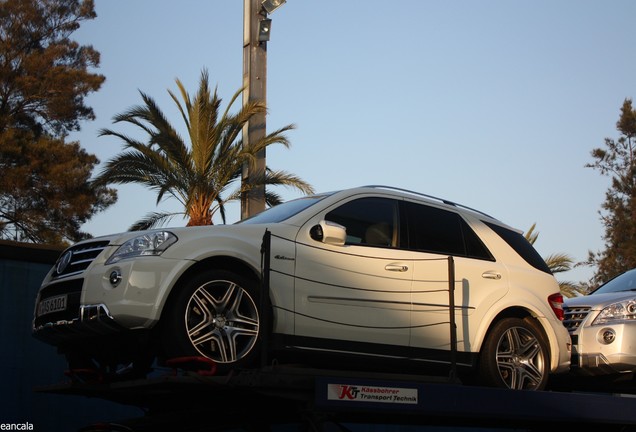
98;68;313;227
524;222;539;245
128;211;184;231
560;281;586;298
544;253;575;274
265;190;284;208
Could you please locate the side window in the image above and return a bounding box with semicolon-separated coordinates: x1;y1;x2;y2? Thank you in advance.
404;201;493;260
325;197;398;247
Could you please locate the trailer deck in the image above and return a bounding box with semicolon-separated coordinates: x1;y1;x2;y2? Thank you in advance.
37;362;636;432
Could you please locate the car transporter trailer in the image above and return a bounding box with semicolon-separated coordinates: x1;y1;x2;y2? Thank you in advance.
35;231;636;431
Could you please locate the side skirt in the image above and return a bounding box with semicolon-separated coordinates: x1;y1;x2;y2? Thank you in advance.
268;334;478;375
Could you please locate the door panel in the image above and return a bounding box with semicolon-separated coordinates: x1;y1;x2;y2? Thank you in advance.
410;255;508;352
401;199;509;353
294;242;413;346
292;196;414;348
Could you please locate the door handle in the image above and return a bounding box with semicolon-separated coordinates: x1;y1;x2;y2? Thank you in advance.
385;263;409;272
482;271;502;280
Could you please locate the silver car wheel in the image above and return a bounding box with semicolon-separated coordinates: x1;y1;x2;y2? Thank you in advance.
495;325;545;390
185;279;259;363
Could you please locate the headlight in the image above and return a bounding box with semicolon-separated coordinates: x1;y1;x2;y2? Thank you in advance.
592;299;636;325
106;231;178;264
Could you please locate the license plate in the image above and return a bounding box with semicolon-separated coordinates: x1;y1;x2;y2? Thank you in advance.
37;295;67;317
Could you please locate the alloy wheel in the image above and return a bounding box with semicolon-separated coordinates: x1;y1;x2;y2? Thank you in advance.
184;279;259;363
495;326;546;390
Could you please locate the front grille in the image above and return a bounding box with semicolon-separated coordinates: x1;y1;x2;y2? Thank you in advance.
563;306;591;333
33;278;83;329
52;240;110;279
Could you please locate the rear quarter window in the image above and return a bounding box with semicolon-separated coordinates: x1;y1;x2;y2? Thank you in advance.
483;221;551;274
403;201;494;260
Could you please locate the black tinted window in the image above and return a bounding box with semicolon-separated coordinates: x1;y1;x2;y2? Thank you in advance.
404;201;493;260
326;198;398;247
593;268;636;294
484;221;551;274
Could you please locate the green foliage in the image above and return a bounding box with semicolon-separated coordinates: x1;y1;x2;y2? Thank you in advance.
0;0;115;245
94;68;314;229
585;98;636;286
0;0;104;137
0;129;116;244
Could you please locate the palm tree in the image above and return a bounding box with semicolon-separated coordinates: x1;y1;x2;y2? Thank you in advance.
93;69;314;230
525;223;583;297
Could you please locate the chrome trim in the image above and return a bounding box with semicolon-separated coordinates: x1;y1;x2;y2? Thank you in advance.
80;304;114;322
563;306;591;332
51;241;110;280
32;304;121;341
287;345;473;368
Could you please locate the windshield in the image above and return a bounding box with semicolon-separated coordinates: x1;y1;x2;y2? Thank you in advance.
237;194;330;224
593;268;636;294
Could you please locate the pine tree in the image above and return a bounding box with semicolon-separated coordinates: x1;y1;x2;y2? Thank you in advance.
585;98;636;286
0;0;105;136
0;0;116;244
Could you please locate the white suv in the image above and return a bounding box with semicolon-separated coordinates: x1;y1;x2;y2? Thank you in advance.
33;186;571;390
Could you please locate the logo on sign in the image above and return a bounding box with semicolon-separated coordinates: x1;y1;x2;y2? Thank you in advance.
337;385;360;399
327;383;418;405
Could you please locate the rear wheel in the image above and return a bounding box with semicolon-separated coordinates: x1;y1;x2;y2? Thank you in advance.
159;269;265;373
479;317;550;390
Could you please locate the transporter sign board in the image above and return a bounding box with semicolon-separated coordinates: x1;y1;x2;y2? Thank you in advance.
316;377;424;411
327;383;418;404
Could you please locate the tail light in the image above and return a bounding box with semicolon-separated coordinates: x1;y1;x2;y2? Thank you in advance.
548;293;564;321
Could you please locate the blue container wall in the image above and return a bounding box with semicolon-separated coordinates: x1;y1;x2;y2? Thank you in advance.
0;245;142;431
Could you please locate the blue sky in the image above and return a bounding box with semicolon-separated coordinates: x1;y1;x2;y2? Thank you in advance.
69;1;636;285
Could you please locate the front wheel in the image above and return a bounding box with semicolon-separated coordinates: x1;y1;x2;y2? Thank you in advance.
479;317;550;390
158;270;265;373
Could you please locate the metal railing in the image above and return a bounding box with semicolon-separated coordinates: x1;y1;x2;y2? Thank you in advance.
260;229;458;381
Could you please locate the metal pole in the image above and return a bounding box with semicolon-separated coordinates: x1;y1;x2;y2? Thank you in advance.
448;256;458;381
260;229;271;367
241;0;268;219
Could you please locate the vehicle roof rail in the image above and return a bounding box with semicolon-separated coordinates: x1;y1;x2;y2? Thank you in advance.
361;185;497;220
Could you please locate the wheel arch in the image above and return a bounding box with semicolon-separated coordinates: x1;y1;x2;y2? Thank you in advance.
474;310;552;390
475;305;556;373
476;306;549;356
157;255;261;324
153;255;267;369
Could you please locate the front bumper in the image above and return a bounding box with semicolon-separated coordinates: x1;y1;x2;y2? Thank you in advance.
570;323;636;376
32;303;125;346
33;253;190;347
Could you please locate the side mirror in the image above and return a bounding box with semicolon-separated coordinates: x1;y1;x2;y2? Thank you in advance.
309;221;346;246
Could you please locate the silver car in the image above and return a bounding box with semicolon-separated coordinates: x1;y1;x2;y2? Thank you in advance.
563;268;636;377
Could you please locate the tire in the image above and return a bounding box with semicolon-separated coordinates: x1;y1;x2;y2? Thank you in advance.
479;316;550;390
159;269;265;373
